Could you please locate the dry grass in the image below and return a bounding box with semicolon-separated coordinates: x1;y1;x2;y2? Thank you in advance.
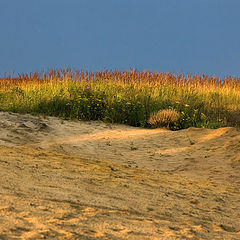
148;109;180;129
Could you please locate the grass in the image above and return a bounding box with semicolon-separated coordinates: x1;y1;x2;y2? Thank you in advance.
0;69;239;130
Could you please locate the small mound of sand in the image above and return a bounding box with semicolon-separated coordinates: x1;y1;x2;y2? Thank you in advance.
0;111;239;239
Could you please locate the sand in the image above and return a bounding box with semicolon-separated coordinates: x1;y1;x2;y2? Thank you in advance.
0;111;239;239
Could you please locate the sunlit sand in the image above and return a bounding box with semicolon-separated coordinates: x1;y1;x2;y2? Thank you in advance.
0;111;239;239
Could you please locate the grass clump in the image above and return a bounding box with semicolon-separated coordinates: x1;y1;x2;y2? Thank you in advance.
0;69;239;130
148;109;180;129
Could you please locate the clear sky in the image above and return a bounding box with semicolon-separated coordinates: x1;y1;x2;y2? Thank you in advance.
0;0;240;78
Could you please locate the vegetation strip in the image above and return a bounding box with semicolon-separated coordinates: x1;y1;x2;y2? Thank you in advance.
0;69;239;130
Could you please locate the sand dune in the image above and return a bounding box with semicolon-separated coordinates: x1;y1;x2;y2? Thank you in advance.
0;111;239;239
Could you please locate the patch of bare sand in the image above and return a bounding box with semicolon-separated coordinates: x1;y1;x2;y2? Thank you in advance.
0;111;240;239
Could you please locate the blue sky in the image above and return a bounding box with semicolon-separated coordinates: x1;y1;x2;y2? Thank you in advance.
0;0;240;78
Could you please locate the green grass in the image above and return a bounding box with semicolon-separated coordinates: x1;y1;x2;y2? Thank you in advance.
0;70;239;130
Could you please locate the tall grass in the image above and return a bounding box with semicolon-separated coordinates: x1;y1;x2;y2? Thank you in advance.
0;69;239;130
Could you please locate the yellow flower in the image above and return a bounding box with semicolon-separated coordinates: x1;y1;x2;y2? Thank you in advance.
185;104;190;107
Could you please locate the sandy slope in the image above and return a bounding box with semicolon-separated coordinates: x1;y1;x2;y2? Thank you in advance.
0;111;239;239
